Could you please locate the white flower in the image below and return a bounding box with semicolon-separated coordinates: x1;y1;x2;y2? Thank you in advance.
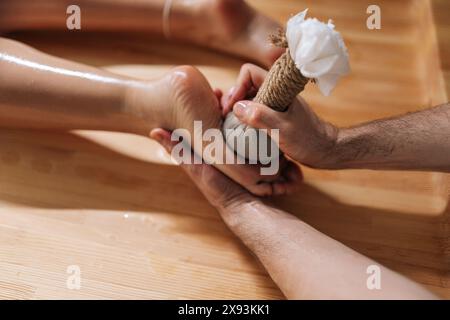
286;9;350;96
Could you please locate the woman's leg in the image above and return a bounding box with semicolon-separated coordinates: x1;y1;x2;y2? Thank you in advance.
0;37;296;195
0;0;283;67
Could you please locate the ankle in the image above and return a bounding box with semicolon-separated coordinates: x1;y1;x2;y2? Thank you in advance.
124;79;168;136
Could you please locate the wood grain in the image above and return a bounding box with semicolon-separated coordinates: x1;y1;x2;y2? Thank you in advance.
0;0;449;299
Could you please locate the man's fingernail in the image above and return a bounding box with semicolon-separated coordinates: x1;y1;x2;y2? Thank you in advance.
152;134;161;144
228;86;237;97
223;86;236;108
233;102;250;118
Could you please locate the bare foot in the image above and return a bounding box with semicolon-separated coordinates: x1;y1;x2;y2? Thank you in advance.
171;0;284;68
129;66;300;196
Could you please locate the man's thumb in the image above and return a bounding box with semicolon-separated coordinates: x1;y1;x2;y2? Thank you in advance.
233;101;282;130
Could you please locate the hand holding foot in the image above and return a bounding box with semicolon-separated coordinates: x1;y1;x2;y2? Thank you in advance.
151;127;438;300
0;38;299;195
128;65;301;196
222;63;338;168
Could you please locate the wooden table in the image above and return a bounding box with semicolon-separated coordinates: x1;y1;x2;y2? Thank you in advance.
0;0;449;299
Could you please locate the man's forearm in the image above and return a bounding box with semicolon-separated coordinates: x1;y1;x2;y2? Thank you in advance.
323;103;450;171
218;199;437;299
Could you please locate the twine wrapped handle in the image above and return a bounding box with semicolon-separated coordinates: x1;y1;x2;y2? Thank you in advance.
255;30;309;111
221;30;310;162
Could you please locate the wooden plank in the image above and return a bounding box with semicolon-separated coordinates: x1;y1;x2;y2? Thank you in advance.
0;0;449;299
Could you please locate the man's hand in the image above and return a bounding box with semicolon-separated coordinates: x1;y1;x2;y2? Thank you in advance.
223;63;450;172
151;127;438;300
150;128;252;210
150;128;300;211
222;64;338;168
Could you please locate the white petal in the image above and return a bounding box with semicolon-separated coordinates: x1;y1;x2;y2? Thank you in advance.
301;54;339;78
285;10;350;96
317;74;340;96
